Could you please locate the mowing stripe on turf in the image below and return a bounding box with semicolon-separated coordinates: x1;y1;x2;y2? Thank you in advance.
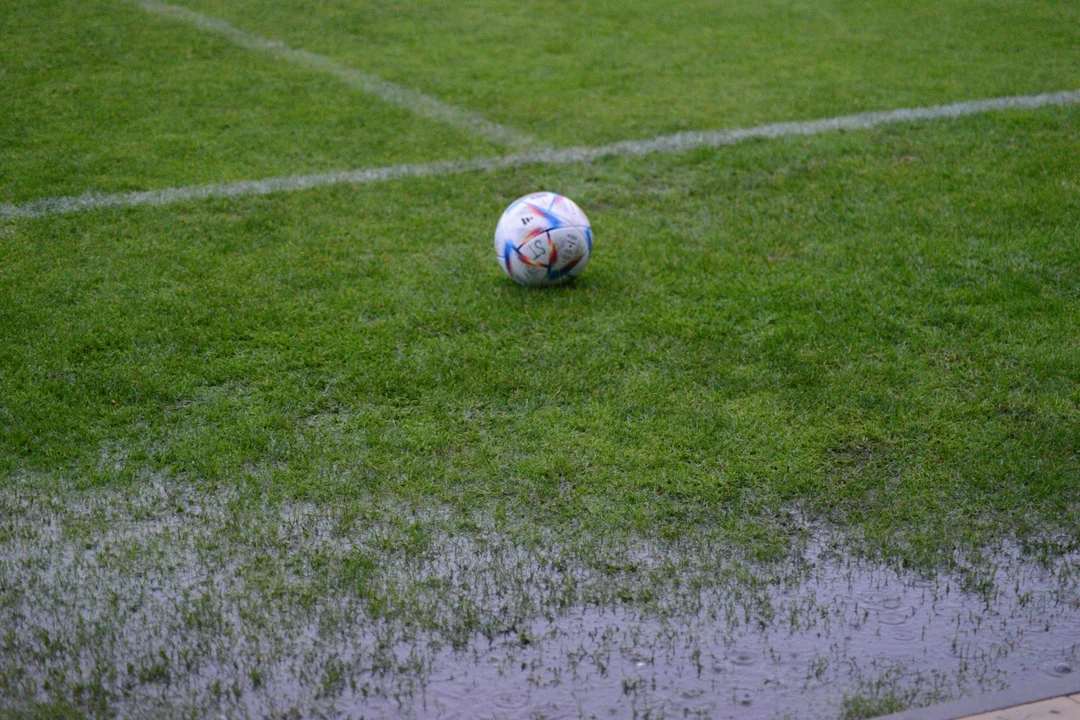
3;88;1079;220
126;0;541;150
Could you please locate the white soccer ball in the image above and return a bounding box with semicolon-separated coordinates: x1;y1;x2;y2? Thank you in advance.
494;192;592;286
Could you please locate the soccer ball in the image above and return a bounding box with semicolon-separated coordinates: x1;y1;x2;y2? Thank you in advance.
494;192;592;286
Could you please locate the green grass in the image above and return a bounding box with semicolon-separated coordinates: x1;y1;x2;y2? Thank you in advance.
0;702;86;720
3;107;1078;563
0;0;499;204
840;693;912;720
176;0;1080;144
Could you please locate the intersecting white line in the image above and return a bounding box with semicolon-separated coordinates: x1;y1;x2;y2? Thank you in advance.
127;0;541;150
3;89;1079;221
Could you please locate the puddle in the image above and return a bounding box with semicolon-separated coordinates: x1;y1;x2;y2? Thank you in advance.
1;480;1079;718
381;548;1080;719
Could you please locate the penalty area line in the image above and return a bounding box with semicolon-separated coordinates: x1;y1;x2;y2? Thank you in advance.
126;0;541;151
2;88;1079;221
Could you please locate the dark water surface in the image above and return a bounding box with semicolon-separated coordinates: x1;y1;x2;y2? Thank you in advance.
2;480;1078;718
397;546;1080;718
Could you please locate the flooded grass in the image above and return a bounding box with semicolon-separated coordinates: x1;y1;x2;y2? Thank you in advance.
3;476;1079;719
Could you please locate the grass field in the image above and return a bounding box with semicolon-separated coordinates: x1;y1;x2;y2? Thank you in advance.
2;0;1080;717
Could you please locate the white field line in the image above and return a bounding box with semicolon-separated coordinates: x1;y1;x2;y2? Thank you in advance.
127;0;541;150
3;89;1079;221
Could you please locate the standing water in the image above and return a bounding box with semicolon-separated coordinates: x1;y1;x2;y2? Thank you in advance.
2;480;1078;718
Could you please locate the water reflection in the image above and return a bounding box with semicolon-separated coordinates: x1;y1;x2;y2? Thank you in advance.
383;542;1080;719
1;484;1078;719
